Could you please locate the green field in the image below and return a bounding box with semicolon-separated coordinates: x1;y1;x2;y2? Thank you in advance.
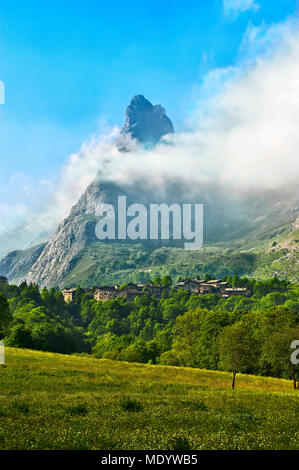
0;348;298;450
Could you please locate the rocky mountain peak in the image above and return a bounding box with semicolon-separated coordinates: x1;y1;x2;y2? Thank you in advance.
122;94;174;144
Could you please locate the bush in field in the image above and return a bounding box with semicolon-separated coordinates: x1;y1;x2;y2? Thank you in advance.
159;350;182;366
66;403;88;416
120;397;143;412
9;401;30;414
169;436;191;450
193;401;208;411
118;348;143;363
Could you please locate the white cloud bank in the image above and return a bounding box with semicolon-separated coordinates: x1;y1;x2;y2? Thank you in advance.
1;16;299;239
54;17;299;193
223;0;260;18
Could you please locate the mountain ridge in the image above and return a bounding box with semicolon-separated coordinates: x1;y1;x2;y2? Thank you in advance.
122;94;174;144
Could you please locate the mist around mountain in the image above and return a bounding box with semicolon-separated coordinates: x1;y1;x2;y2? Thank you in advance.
0;95;298;287
0;222;50;260
0;95;174;259
5;177;298;287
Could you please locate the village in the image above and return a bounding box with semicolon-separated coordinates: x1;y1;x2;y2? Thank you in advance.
61;278;251;303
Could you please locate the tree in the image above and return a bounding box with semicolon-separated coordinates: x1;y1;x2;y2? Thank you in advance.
0;293;11;338
261;327;299;389
284;299;299;314
172;309;202;367
161;275;172;288
5;323;34;349
219;321;257;389
92;332;132;358
232;274;240;287
195;309;229;370
159;350;181;366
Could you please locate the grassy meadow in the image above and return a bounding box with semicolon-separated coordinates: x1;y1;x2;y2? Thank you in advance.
0;347;298;450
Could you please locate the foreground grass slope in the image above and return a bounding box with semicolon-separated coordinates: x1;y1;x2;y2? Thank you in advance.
0;348;298;450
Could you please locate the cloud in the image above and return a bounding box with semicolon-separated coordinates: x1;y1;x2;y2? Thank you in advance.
1;16;299;242
223;0;260;18
0;201;29;233
56;17;299;193
9;172;53;201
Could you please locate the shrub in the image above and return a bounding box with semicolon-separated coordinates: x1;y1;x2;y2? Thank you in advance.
169;436;191;450
10;401;30;414
65;402;88;416
120;397;143;412
159;350;181;366
5;324;34;349
193;401;208;412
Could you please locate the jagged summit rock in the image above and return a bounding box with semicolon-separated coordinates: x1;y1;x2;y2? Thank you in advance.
122;95;174;144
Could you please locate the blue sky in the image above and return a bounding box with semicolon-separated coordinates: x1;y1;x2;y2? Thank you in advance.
0;0;298;230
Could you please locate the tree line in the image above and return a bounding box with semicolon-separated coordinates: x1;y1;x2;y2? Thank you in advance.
0;275;298;388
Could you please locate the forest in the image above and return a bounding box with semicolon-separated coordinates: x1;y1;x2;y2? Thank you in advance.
0;275;298;388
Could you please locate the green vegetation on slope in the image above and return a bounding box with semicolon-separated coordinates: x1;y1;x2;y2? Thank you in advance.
0;277;298;387
2;218;298;287
0;348;298;450
60;222;298;288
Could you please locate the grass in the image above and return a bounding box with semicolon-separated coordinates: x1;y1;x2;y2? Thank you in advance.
60;222;299;288
0;347;298;450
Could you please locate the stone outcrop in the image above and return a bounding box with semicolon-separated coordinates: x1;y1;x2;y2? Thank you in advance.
122;95;174;144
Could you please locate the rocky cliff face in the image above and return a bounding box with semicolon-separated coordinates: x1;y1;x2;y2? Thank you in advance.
25;180;119;287
122;95;174;144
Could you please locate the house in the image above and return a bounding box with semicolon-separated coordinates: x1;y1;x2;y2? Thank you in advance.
137;282;164;298
61;288;77;303
117;283;142;301
221;287;250;298
62;278;252;304
94;286;119;301
61;287;92;303
174;278;233;296
198;284;220;295
93;283;144;302
174;278;202;293
174;278;229;295
198;281;229;295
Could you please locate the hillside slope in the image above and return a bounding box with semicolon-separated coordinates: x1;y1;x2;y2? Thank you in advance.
0;348;298;450
25;209;298;287
2;191;298;286
0;243;46;284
